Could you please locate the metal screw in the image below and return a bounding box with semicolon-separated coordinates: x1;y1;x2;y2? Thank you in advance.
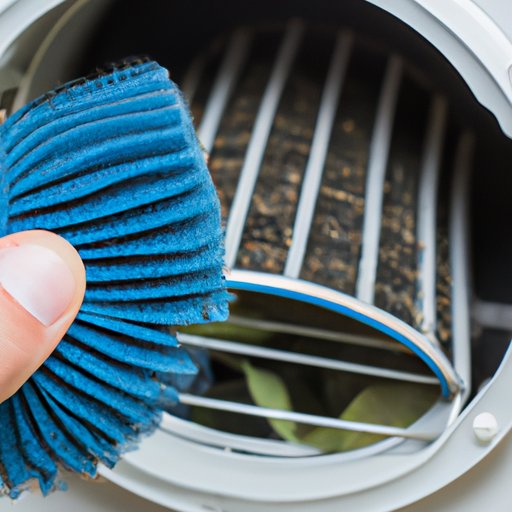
473;412;498;443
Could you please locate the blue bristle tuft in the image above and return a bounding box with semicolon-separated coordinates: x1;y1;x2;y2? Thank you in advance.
12;393;59;496
0;59;228;497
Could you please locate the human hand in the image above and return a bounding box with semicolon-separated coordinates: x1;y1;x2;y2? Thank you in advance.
0;230;85;403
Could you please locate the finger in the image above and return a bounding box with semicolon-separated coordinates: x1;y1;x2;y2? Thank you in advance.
0;230;86;402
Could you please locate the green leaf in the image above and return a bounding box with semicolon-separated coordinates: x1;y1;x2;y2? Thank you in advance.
241;361;299;443
302;382;439;452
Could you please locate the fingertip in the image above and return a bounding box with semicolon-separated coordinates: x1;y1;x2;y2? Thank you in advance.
0;230;85;402
5;230;86;306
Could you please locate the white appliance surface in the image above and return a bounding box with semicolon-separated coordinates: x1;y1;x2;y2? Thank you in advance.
0;474;170;512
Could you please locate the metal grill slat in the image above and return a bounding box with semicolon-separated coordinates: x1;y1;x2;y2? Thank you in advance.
179;24;469;453
178;333;438;384
417;95;448;337
473;300;512;330
228;314;412;353
160;413;321;457
356;56;402;304
178;393;439;440
181;54;207;105
227;269;460;397
198;29;252;154
224;20;305;268
450;131;475;398
284;31;353;278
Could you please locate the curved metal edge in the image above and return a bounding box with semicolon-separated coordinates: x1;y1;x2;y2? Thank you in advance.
100;343;511;508
11;0;112;111
366;0;512;138
0;0;70;64
226;269;462;398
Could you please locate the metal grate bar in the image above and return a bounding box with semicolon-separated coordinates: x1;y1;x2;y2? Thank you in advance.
228;314;412;353
179;333;438;384
160;413;321;457
450;131;474;399
198;29;252;154
181;54;207;105
284;31;353;278
473;299;512;330
356;56;402;304
178;393;439;441
224;20;305;268
416;95;448;336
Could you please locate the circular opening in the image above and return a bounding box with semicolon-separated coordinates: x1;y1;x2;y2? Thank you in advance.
6;0;499;445
4;0;512;505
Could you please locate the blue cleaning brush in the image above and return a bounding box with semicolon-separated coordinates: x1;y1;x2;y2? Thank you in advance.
0;58;229;498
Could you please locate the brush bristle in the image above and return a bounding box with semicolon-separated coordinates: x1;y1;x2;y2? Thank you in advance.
0;60;229;497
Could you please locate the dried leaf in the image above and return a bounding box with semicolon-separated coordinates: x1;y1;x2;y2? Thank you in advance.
242;361;299;443
302;382;438;451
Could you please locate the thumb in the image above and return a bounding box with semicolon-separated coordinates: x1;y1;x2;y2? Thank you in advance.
0;230;86;402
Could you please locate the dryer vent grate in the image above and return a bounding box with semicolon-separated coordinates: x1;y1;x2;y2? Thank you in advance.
170;20;471;456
